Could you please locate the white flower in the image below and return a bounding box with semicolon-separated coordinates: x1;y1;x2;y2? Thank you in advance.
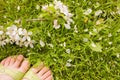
63;42;66;47
89;32;93;35
53;19;60;29
36;5;40;10
0;31;4;35
47;43;54;48
98;37;102;40
3;15;7;18
67;59;72;62
22;29;32;42
66;49;71;54
91;43;96;48
116;53;120;58
17;6;20;11
6;25;17;36
14;19;21;24
96;19;104;25
117;7;120;14
5;25;34;48
40;40;45;47
47;32;51;37
24;39;35;48
95;10;102;16
64;23;71;29
83;38;88;42
74;25;78;33
0;40;6;47
93;28;97;33
84;28;88;32
42;5;48;11
66;62;72;67
83;8;92;15
18;28;23;35
108;33;112;37
108;42;112;45
4;38;10;43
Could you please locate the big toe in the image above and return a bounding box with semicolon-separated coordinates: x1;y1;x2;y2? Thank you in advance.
19;59;30;73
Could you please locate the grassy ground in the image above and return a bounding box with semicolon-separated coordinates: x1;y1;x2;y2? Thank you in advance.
0;0;120;80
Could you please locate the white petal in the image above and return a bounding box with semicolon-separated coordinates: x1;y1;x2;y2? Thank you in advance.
64;23;71;29
66;49;71;54
18;28;23;35
0;31;4;35
22;37;26;42
30;43;34;48
27;36;31;41
28;32;32;35
40;40;45;47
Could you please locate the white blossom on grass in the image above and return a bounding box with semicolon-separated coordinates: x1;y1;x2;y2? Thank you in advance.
64;23;71;29
22;29;32;42
83;8;92;15
66;62;72;67
116;53;120;58
67;59;72;63
14;19;21;24
5;25;34;48
36;5;40;10
96;19;104;25
47;43;54;48
117;7;120;14
42;0;74;29
0;40;6;47
66;48;71;54
74;25;78;33
91;42;96;48
95;10;102;16
108;42;112;45
24;39;35;48
84;28;88;32
108;33;112;37
17;6;20;11
93;28;97;33
83;38;88;42
53;19;60;29
40;40;45;47
0;31;4;35
42;5;49;11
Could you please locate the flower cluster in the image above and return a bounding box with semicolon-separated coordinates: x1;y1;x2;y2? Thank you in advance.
0;25;34;48
0;26;7;47
42;0;74;29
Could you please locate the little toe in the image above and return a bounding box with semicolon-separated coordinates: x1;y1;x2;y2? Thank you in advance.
41;70;52;80
13;55;24;68
19;59;30;73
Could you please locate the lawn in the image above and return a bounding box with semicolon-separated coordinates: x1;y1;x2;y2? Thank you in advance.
0;0;120;80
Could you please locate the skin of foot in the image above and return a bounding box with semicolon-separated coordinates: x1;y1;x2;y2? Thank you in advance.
22;63;53;80
0;55;30;80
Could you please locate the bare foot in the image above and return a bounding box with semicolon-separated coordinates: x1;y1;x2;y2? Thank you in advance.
0;55;30;80
22;63;53;80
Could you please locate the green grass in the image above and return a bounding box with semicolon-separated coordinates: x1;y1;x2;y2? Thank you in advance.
0;0;120;80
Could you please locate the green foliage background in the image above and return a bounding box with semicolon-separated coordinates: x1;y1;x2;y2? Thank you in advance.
0;0;120;79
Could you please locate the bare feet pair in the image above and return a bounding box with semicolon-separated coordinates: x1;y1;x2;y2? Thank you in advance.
0;55;53;80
